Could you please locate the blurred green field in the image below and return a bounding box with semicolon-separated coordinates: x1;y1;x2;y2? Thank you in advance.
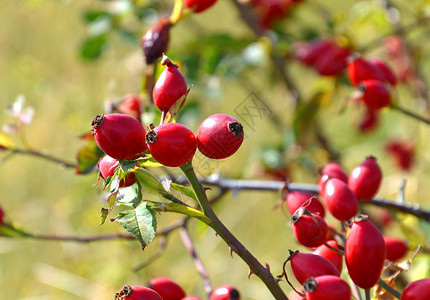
1;0;430;299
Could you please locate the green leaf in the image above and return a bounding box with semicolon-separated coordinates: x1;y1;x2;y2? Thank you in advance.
170;183;197;202
132;167;167;196
80;34;108;61
0;223;32;238
107;190;118;212
98;208;109;226
114;202;157;249
137;156;163;168
117;183;142;208
75;143;104;175
150;202;212;226
83;10;110;23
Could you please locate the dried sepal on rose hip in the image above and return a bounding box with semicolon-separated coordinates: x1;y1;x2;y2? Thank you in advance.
196;114;244;159
209;285;240;300
284;191;326;218
345;215;386;289
153;55;188;114
291;207;328;248
115;285;163;300
98;155;137;188
148;277;186;300
146;123;197;167
142;17;171;65
91;114;147;161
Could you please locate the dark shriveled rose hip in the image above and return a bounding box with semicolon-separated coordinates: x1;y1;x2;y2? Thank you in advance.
142;17;171;65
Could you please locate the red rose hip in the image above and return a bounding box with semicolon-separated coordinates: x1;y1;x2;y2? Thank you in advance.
401;278;430;300
289;251;339;285
197;114;244;159
313;240;343;274
384;236;408;262
304;276;351;300
115;285;163;300
148;277;186;300
347;54;387;86
291;208;328;248
285;191;325;218
91;114;147;161
323;178;359;221
98;155;137;187
359;79;392;110
146;123;196;167
348;156;382;201
345;216;386;289
153;56;188;113
142;17;171;65
209;285;240;300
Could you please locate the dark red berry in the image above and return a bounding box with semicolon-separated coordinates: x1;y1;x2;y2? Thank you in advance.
347;54;387;86
358;107;379;133
401;278;430;300
251;0;292;28
98;155;137;188
209;285;240;300
146;123;196;167
314;45;351;76
345;216;386;289
285;191;325;218
322;178;358;221
359;79;392;110
115;285;163;300
185;0;218;13
384;236;408;262
291;208;328;248
142;17;171;65
318;162;348;196
148;277;186;300
196;114;244;159
368;58;397;86
153;56;188;113
313;240;343;274
348;156;382;201
295;39;336;66
386;140;415;171
289;251;339;285
91;114;147;161
117;94;143;121
304;276;351;300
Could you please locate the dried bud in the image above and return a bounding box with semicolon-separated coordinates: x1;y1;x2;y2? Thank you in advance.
141;17;171;65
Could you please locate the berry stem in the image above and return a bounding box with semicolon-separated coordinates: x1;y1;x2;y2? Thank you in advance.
323;241;344;255
364;288;371;300
179;161;288;300
391;103;430;125
378;279;401;299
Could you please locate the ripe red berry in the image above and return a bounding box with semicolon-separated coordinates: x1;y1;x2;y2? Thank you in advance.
386;140;415;171
314;45;351;76
318;162;348;195
184;0;218;13
209;285;240;300
347;55;387;86
196;114;244;159
117;94;143;121
291;208;328;248
322;178;359;221
115;286;163;300
345;216;386;289
146;123;197;167
148;277;186;300
251;0;292;28
348;156;382;201
285;191;325;218
153;56;188;113
91;114;147;161
358;107;379;133
368;58;397;86
295;39;336;66
142;17;171;65
304;276;351;300
359;79;392;110
98;155;137;188
289;251;339;285
313;240;343;274
383;236;409;262
400;278;430;300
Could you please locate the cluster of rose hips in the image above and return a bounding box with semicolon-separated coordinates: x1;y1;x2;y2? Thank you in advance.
115;277;240;300
294;38;352;77
282;157;430;299
92;55;244;186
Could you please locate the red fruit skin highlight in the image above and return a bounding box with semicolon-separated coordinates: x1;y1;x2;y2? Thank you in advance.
209;285;240;300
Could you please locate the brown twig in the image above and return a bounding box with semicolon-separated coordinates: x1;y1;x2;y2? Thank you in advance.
5;147;76;169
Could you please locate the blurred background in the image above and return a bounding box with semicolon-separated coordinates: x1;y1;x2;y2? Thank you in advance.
1;0;430;299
